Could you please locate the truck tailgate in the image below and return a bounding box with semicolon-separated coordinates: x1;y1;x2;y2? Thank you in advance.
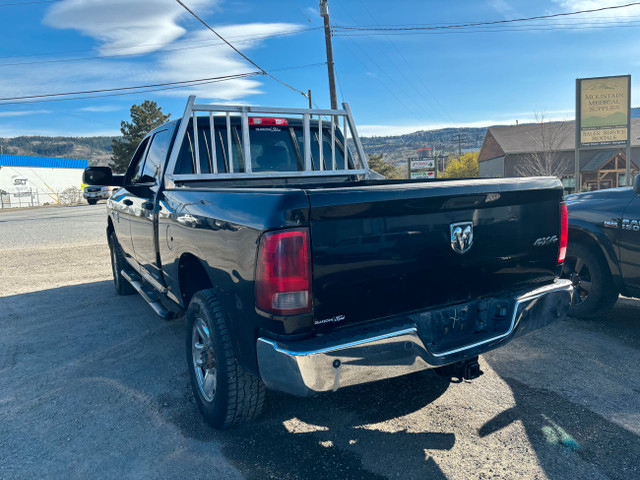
307;177;564;330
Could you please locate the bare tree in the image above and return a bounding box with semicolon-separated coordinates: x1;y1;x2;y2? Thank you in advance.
514;113;571;177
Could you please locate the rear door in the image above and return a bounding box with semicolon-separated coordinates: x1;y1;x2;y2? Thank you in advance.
619;194;640;295
129;127;173;282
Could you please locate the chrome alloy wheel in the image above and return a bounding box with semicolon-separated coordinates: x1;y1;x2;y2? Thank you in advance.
192;318;217;402
562;255;591;306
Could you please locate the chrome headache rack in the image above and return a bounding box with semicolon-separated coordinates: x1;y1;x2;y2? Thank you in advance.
165;95;373;183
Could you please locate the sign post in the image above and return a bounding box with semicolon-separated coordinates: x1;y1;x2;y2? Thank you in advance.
576;75;631;191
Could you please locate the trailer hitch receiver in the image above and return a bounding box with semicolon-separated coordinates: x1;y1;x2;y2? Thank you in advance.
435;357;484;383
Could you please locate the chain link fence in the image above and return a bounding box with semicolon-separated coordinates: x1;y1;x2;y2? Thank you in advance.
0;186;83;209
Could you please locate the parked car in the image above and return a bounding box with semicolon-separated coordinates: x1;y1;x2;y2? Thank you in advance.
84;96;572;429
563;174;640;317
83;185;115;204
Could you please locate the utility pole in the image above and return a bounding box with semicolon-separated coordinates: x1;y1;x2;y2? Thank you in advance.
319;0;338;109
458;134;462;157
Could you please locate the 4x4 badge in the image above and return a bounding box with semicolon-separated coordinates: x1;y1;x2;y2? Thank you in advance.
451;222;474;254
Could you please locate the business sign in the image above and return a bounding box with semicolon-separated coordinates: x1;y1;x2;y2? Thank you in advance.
411;171;435;179
11;175;30;197
410;159;434;170
577;75;630;148
408;156;435;179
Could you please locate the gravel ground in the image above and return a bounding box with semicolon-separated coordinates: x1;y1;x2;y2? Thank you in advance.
0;204;638;479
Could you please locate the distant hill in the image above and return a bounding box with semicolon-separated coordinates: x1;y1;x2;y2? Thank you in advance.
0;136;114;166
359;127;487;167
2;128;487;170
9;111;640;171
3;107;640;169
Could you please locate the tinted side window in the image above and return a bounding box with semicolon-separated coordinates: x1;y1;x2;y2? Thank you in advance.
137;129;170;184
175;126;239;174
126;137;150;184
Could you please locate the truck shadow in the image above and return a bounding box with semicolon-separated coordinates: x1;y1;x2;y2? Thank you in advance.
2;280;453;479
169;371;454;480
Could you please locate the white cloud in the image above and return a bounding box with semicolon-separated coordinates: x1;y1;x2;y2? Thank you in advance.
37;1;304;103
358;111;575;137
0;126;120;137
44;0;213;55
489;0;520;19
155;23;303;100
0;110;52;118
553;1;640;22
0;58;145;100
78;105;123;112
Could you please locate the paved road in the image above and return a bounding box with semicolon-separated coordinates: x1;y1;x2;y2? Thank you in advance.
0;204;639;479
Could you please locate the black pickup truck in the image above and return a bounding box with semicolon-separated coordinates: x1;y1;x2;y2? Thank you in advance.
562;176;640;318
85;97;572;429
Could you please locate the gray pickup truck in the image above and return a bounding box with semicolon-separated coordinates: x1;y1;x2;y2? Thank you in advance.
85;96;573;429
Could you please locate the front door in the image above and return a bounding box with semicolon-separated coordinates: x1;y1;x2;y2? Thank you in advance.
129;127;173;283
110;136;150;259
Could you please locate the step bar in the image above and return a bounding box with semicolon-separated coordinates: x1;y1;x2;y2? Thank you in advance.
121;270;179;320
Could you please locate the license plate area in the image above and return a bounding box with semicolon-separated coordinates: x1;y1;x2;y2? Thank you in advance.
413;297;514;355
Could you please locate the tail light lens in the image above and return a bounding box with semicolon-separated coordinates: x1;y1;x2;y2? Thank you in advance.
558;202;568;263
255;228;311;315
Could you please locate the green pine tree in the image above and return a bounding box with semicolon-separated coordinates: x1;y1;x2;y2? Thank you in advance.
367;153;403;179
111;101;170;173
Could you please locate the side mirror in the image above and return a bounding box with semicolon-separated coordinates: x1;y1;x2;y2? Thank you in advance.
83;167;123;186
634;174;640;195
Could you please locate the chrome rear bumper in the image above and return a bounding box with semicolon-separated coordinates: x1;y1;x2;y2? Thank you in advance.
257;280;572;396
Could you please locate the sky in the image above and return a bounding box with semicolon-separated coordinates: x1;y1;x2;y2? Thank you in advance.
1;0;640;138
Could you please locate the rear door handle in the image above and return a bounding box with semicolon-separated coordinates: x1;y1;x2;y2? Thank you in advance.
123;199;133;206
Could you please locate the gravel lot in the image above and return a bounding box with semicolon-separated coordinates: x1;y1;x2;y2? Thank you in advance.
1;204;639;479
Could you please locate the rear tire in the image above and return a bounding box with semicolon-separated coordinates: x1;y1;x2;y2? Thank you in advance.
108;232;135;296
186;289;265;429
87;199;97;205
562;241;618;318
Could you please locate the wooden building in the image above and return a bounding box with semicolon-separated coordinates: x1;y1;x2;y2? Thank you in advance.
478;119;640;192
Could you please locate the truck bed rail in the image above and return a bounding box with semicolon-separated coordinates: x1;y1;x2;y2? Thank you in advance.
165;96;371;183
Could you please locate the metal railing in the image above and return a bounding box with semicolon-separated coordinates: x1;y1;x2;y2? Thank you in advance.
165;96;371;183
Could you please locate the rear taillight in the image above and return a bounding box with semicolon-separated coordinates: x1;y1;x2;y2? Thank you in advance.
255;228;311;315
558;202;568;263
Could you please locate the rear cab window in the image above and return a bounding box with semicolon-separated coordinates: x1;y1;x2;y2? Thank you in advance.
174;119;355;175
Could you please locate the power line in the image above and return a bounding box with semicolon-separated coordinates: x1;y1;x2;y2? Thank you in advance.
0;73;259;102
335;14;640;28
0;77;253;106
353;0;454;124
175;0;309;100
333;22;640;36
0;62;327;106
331;2;434;123
0;73;261;103
333;2;640;32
